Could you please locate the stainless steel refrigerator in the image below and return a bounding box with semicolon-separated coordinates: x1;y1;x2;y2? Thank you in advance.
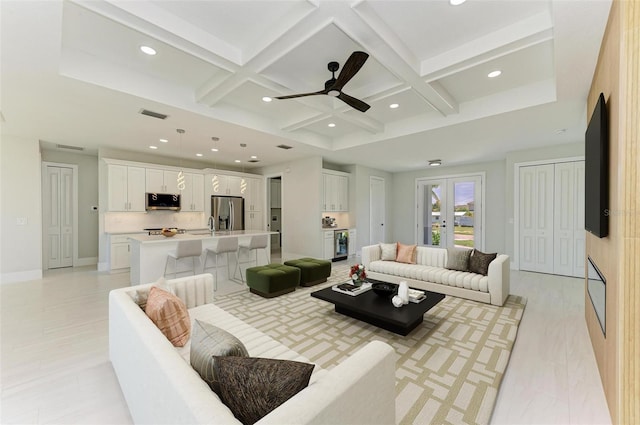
211;196;245;231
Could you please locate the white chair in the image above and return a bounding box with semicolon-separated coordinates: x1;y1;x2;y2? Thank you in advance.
235;234;269;282
164;239;202;278
202;237;242;291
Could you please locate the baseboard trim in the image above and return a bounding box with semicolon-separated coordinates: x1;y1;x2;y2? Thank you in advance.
97;262;109;272
0;269;43;284
75;257;97;267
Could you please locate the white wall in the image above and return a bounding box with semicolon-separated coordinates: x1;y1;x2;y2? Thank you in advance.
391;160;506;254
504;142;584;260
260;156;323;260
346;164;393;254
41;149;99;260
1;136;43;283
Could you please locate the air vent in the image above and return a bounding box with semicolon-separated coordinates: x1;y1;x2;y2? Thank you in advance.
276;144;293;150
56;144;84;151
248;159;260;163
139;109;169;120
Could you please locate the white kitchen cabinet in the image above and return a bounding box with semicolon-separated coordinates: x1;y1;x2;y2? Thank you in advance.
110;233;142;271
107;165;146;212
181;173;204;211
348;228;357;257
211;174;244;196
322;172;349;212
146;168;180;194
244;177;263;212
245;211;264;231
324;230;334;260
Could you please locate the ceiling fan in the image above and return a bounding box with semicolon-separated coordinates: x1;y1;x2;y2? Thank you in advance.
275;51;370;113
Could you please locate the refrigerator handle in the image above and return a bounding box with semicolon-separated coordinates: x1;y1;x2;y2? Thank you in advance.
230;200;234;230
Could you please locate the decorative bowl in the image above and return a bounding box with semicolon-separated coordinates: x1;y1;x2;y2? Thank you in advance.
371;282;398;298
161;228;178;237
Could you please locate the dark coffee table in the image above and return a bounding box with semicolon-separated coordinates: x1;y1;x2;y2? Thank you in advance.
311;281;445;336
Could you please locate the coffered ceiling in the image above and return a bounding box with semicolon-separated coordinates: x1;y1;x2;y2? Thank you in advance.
1;0;611;172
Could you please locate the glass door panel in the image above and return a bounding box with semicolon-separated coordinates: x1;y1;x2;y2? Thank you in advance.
452;180;476;248
418;181;447;247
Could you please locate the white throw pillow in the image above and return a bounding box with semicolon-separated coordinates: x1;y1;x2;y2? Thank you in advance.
379;243;397;261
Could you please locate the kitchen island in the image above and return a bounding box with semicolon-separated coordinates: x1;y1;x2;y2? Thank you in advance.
128;230;275;285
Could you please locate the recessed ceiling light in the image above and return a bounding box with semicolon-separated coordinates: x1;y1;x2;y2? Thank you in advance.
159;138;168;143
149;145;158;150
234;159;241;163
251;155;257;159
328;123;336;128
449;0;466;5
428;159;442;167
488;70;502;78
262;96;272;102
389;103;399;109
196;153;203;157
211;148;219;152
140;45;157;55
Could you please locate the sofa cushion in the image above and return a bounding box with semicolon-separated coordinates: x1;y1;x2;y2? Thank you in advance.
396;242;416;264
214;356;314;425
190;320;249;394
145;286;191;347
379;243;397;261
469;249;497;276
446;247;471;272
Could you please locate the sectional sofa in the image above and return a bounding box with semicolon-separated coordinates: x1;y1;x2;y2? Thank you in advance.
362;244;510;306
109;273;397;424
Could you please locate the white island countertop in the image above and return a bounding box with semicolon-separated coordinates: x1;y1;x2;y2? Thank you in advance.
129;230;275;244
128;230;276;285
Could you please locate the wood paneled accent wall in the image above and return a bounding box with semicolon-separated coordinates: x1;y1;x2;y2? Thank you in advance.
586;0;640;423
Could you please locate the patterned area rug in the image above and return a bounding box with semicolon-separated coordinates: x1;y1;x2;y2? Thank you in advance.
214;264;526;425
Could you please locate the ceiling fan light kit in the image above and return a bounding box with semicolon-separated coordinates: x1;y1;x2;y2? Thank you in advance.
275;51;371;112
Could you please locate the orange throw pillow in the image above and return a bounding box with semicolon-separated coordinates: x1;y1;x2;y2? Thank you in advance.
396;242;417;264
145;286;191;347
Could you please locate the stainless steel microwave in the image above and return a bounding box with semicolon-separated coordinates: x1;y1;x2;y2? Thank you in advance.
145;193;181;211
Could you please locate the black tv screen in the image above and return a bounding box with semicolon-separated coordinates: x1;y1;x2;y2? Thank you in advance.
585;92;609;238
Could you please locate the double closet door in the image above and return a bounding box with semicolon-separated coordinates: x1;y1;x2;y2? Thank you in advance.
519;161;585;278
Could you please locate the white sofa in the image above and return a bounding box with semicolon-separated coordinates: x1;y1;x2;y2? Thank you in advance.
109;273;397;425
362;245;510;306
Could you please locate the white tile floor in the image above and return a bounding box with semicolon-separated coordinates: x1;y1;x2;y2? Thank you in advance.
0;266;611;424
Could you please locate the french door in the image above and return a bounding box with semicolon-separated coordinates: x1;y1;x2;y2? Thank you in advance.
417;175;483;249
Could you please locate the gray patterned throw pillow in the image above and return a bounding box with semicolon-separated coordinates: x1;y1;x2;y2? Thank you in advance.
213;356;314;425
190;320;249;394
469;249;497;276
446;247;471;272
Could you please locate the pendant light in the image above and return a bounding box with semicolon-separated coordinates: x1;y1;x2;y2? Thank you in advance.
176;129;186;190
211;136;220;193
240;143;247;194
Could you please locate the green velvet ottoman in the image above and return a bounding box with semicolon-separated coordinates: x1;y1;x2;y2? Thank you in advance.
283;257;332;287
245;264;300;298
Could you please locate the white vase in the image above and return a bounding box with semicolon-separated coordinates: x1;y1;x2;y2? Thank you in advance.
398;281;409;305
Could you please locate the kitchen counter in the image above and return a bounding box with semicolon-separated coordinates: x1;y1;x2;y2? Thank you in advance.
128;230;276;285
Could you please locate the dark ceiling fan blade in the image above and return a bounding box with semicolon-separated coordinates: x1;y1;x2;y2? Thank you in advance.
275;90;327;100
337;92;370;112
330;51;369;92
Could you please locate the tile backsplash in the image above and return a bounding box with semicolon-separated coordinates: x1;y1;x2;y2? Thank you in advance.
104;211;206;233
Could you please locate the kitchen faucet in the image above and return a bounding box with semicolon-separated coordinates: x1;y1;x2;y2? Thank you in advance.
207;215;215;233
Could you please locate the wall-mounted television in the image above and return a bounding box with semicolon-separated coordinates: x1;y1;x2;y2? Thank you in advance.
585;92;609;238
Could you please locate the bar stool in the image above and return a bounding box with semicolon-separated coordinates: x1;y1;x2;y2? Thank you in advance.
202;237;242;291
235;234;269;283
164;239;202;278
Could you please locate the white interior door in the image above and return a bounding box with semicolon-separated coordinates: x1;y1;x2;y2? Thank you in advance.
572;161;586;277
519;164;554;273
554;162;577;276
370;177;385;244
417;176;482;249
45;165;73;269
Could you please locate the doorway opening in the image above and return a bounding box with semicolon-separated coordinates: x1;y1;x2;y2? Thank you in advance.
267;175;282;262
416;174;484;249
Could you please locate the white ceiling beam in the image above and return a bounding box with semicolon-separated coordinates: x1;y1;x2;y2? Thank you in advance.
281;113;331;132
346;3;456;116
